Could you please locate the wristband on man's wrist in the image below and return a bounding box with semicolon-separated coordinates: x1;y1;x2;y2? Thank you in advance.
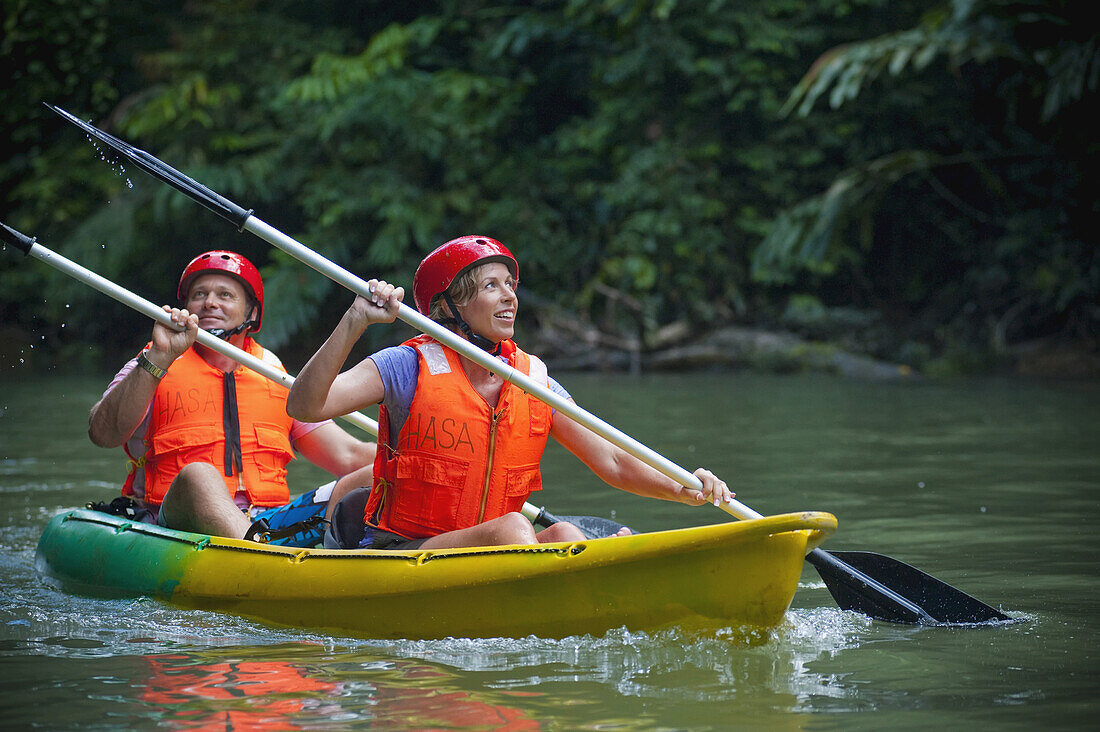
137;350;168;380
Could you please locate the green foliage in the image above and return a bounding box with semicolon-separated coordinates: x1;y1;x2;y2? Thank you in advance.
2;0;1093;374
757;0;1097;356
753;150;939;283
783;0;1098;123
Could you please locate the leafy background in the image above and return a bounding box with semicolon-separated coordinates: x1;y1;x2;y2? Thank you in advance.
2;0;1095;376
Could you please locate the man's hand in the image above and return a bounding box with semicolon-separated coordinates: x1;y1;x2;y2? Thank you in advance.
147;306;199;370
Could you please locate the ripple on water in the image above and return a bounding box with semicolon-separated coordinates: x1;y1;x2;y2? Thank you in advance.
303;607;876;704
6;581;872;688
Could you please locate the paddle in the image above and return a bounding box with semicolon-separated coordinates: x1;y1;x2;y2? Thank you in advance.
0;220;625;539
43;105;1010;624
525;505;629;540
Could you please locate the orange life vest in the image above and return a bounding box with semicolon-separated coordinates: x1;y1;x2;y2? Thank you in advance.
364;336;552;539
135;339;296;507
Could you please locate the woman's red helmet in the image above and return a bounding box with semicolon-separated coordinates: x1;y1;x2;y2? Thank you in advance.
412;236;518;315
177;250;265;332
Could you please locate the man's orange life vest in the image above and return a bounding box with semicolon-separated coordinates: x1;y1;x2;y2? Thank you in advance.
135;339;295;507
364;336;552;539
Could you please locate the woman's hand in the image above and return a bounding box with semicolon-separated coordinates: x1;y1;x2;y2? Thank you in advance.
345;279;404;331
682;468;735;507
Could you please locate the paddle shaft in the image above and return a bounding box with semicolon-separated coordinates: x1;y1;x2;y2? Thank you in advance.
243;218;762;522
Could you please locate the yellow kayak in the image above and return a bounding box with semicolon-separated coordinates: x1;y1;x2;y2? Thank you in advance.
36;508;836;639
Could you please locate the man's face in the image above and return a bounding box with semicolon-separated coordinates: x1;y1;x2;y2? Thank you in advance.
184;273;253;333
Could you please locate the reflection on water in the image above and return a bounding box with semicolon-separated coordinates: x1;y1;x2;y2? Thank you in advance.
133;651;542;730
1;373;1098;728
2;609;877;729
139;655;341;730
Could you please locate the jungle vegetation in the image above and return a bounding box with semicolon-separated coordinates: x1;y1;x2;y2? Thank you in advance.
2;0;1095;376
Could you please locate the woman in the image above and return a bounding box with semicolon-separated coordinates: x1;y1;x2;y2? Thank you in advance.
287;236;733;550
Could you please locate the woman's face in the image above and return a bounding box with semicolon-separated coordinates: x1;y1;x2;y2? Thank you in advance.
455;262;518;343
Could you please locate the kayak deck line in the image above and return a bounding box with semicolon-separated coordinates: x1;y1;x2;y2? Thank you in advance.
60;509;834;560
38;507;837;639
63;510;591;561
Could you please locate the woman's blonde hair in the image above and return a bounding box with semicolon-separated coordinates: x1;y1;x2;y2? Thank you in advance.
428;263;485;322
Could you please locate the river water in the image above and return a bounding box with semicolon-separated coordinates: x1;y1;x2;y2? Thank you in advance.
1;370;1096;729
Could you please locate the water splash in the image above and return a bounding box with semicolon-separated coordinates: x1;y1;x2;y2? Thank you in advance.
84;133;135;189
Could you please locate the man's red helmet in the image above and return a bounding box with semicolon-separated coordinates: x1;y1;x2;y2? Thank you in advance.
412;236;518;315
177;250;264;332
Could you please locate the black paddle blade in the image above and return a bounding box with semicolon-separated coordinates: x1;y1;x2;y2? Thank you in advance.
529;507;632;540
806;548;1010;625
44;103;254;229
1;221;36;255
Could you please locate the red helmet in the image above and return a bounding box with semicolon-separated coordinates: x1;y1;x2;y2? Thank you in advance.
177;250;264;332
413;236;518;315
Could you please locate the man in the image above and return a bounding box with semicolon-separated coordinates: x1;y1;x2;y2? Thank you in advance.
88;250;375;543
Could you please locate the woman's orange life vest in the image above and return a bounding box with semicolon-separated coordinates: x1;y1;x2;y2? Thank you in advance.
364;336;552;539
133;339;296;507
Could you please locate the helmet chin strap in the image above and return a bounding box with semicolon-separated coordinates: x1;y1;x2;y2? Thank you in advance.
204;303;258;340
205;320;253;340
441;293;502;356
